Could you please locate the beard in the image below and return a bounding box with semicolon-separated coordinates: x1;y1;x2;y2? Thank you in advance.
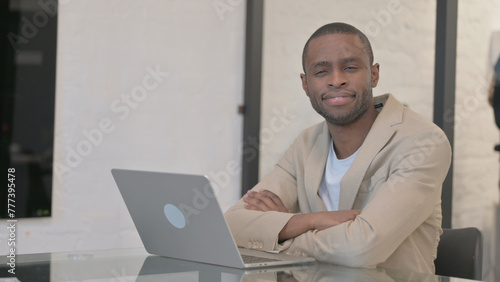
309;89;373;126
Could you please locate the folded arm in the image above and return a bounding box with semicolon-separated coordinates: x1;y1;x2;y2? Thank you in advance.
243;189;361;242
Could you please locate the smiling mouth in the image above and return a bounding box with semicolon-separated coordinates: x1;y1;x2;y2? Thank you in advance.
322;91;354;100
322;94;354;106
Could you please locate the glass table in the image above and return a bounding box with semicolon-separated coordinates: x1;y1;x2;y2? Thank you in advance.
0;247;477;281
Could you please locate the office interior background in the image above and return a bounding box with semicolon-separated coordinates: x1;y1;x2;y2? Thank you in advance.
1;0;500;281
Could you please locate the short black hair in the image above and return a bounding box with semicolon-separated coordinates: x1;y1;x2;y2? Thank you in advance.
302;22;374;73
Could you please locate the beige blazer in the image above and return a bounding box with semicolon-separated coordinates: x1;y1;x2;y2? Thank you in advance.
225;94;452;274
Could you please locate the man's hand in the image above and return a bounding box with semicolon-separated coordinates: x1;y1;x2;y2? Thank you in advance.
243;189;291;213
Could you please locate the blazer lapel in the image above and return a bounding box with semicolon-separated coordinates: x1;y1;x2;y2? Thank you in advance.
338;94;403;211
304;123;330;212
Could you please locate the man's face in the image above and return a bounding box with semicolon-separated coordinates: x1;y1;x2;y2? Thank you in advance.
301;33;379;126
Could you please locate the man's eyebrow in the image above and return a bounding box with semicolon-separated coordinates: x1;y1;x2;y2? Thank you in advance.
342;57;362;63
311;61;331;68
310;57;363;69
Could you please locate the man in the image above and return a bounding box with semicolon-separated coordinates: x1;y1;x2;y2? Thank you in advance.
225;22;451;274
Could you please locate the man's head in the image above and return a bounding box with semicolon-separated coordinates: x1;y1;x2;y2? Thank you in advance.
302;23;374;74
300;22;379;127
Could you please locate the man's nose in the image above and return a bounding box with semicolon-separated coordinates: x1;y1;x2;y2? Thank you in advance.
328;70;348;88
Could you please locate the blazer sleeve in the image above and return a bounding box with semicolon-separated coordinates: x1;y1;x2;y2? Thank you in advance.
224;140;301;251
280;128;452;268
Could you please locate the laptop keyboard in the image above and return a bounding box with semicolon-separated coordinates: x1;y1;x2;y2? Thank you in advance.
241;254;281;264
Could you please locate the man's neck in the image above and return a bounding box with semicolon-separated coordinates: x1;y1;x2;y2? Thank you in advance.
327;107;379;159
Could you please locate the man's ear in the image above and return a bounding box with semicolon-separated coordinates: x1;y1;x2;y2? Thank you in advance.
300;73;309;97
371;63;380;88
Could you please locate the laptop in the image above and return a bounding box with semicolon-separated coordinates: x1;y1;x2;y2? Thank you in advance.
111;168;315;269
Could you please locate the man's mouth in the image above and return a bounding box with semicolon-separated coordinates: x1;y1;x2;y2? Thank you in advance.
322;93;354;106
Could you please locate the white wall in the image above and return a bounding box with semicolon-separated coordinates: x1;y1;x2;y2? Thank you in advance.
260;0;499;280
0;0;245;255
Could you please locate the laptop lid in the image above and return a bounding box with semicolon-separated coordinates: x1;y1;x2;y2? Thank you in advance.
112;168;315;269
112;168;246;268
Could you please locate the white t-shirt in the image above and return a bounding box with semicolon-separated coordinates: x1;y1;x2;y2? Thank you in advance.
318;140;360;211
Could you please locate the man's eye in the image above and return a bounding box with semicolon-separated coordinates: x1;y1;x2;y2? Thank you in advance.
315;70;327;75
344;66;358;71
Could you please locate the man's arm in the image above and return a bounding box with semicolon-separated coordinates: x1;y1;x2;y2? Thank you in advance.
243;189;361;241
224;165;300;251
224;122;331;252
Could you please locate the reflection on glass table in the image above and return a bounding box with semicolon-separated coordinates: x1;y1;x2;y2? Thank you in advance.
0;248;480;281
